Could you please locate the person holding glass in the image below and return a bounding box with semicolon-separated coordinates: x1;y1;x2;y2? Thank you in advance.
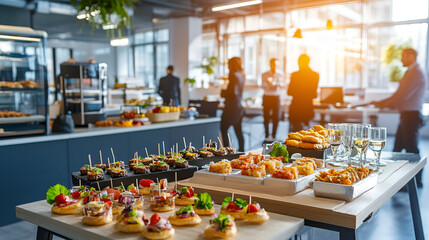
220;57;245;152
371;48;427;187
262;58;284;139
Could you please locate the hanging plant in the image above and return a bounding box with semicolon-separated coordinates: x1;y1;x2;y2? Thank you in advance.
70;0;137;38
382;39;412;82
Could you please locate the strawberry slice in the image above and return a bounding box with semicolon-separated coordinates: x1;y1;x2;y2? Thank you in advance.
248;204;260;213
139;179;154;188
70;191;81;199
54;193;67;204
150;213;161;225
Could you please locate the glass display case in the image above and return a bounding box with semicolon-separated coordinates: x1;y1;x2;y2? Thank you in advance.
0;25;49;137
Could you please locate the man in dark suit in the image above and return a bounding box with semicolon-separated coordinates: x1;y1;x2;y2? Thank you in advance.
158;65;181;106
287;54;319;132
372;48;427;187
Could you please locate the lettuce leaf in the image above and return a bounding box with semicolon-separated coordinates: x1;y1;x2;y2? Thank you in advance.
213;214;231;232
194;193;213;209
221;196;232;209
234;198;247;208
269;143;289;163
46;184;70;204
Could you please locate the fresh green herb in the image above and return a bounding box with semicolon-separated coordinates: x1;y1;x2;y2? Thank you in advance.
46;184;70;204
114;186;124;190
234;198;247;208
194;193;213;209
175;158;186;163
91;168;101;173
112;167;121;171
221;197;232;209
82;164;90;169
138;156;143;160
157;155;165;158
176;204;193;215
269;143;289;163
178;187;189;194
101;194;109;199
212;214;231;232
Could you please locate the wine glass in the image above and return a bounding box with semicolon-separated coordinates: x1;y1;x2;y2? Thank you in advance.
327;123;342;164
341;123;354;166
369;127;387;171
353;124;370;167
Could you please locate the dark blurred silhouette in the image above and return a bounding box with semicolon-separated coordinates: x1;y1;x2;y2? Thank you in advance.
221;57;245;151
158;65;181;106
262;58;283;139
371;48;427;187
287;54;319;132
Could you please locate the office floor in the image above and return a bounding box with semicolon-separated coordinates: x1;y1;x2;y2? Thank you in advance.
0;118;428;240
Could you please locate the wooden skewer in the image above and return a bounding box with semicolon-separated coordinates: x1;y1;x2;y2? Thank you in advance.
158;143;160;155
110;179;113;188
121;182;125;191
136;179;139;191
156;178;160;195
183;137;186;149
173;145;175;155
107;157;110;167
97;181;101;191
176;143;178;154
79;179;81;187
209;139;212;148
188;142;192;151
145;147;149;158
249;195;252;204
227;133;232;148
175;172;178;190
232;192;234;201
203;136;205;148
110;148;116;163
217;136;224;149
88;154;92;168
163;141;166;156
99;150;103;165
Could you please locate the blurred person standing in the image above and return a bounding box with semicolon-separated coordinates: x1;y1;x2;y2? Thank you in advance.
158;65;181;106
262;58;284;139
372;48;427;187
221;57;245;152
287;54;319;132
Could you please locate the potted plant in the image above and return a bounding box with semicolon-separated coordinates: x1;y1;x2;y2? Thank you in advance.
382;39;413;83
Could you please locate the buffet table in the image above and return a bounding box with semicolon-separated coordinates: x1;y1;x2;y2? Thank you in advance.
16;199;304;240
178;152;426;240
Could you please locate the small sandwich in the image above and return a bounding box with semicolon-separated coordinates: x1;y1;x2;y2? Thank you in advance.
69;185;92;202
82;200;113;226
142;213;175;240
109;161;125;169
165;158;176;167
241;201;269;223
47;184;82;215
174;158;188;168
139;179;154;195
204;214;237;239
110;167;128;178
168;204;201;226
150;179;168;197
94;163;106;171
193;193;215;216
150;193;175;212
115;205;147;233
154;154;166;162
224;146;237;154
175;187;197;206
199;148;214;158
220;196;247;220
213;148;227;156
113;191;134;215
150;161;169;172
183;152;198;160
141;156;154;165
134;163;150;174
80;164;92;175
87;167;104;181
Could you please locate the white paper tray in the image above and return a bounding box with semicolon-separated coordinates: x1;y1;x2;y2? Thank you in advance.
313;173;378;201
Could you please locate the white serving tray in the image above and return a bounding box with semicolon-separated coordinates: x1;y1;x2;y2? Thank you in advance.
313;173;378;202
191;169;239;185
264;173;316;196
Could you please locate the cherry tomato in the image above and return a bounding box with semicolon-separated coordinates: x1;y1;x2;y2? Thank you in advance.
150;213;161;225
248;204;260;213
54;193;67;204
70;191;81;199
139;179;154;188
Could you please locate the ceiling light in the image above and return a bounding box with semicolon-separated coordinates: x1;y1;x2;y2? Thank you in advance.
110;37;129;46
326;19;333;30
293;29;302;38
212;0;262;12
0;34;41;42
102;24;117;30
76;13;87;19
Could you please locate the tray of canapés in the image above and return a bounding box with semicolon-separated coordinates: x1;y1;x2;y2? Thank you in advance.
191;150;325;196
45;177;270;239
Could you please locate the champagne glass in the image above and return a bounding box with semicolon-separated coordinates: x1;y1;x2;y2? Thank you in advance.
369;127;387;171
353;124;369;167
328;123;342;164
341;123;354;166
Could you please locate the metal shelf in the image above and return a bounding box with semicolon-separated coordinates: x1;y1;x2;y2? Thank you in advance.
0;115;45;124
0;87;44;92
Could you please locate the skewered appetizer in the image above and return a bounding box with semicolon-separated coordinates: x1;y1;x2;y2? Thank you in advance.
193;193;215;215
174;158;188;168
241;201;269;223
204;214;237;239
109;161;125;169
87;167;104;181
154;154;166;162
69;185;92;201
115;205;147;233
150;179;168;196
220;196;247;220
209;160;232;173
181;146;198;154
134;163;151;174
272;167;299;180
168;204;201;226
47;184;82;215
127;184;144;210
166;152;182;158
205;142;217;153
175;187;197;206
142;213;175;240
213;148;227;156
315;166;373;185
150;193;175;212
199;148;214;158
141;156;154;165
241;164;267;178
182;151;198;160
80;164;92;175
110;167;128;178
165;158;176;167
82;200;113;225
103;187;121;200
150;161;169;172
224;146;237;154
94;163;106;171
139;179;154;195
112;191;134;215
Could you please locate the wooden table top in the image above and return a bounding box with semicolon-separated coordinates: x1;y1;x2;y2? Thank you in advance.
16;199;304;240
178;152;426;229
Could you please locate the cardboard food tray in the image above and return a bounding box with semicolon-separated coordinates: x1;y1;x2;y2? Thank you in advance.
313;173;378;201
287;145;327;159
186;152;245;169
71;165;198;189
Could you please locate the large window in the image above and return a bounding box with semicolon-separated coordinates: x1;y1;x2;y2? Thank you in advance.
133;29;169;88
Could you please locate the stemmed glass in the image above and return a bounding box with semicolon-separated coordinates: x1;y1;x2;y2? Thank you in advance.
369;127;387;171
353;124;370;167
341;123;354;166
327;123;342;164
